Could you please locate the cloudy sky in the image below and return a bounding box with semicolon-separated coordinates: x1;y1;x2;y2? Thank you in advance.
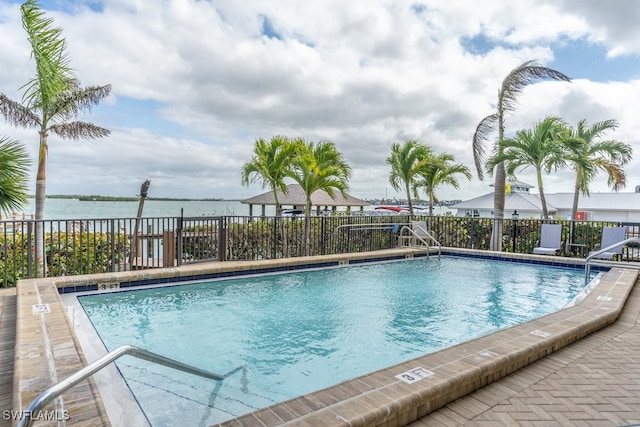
1;0;640;202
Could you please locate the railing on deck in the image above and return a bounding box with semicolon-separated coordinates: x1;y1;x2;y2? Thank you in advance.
1;214;638;287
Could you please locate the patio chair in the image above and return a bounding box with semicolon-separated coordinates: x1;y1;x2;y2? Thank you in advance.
589;226;626;260
533;224;563;255
411;221;429;244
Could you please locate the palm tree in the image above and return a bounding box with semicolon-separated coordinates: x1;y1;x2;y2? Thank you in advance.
241;136;302;216
486;116;567;219
472;60;570;250
0;0;111;268
562;119;632;220
387;140;432;215
287;140;351;255
413;152;471;217
0;137;31;214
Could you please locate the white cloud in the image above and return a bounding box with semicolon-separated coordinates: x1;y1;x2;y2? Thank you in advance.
1;0;639;204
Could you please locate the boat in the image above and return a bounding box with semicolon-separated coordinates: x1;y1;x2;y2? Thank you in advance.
281;209;304;217
374;206;410;214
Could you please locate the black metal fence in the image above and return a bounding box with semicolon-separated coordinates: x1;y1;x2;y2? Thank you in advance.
0;214;636;287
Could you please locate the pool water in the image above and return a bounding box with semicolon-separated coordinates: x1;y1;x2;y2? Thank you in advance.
78;256;586;426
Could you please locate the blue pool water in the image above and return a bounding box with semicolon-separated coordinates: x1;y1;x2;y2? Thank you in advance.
78;256;587;426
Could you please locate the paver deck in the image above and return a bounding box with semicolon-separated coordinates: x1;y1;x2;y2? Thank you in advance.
410;272;640;427
0;288;16;427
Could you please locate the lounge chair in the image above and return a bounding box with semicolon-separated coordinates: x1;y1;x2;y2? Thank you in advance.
411;221;429;244
533;224;563;255
589;226;626;260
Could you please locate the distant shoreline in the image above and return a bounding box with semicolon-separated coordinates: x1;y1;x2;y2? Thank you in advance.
42;195;229;202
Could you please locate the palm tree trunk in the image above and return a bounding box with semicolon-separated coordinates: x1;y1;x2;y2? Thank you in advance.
539;188;549;220
272;189;281;216
537;169;548;219
490;113;507;252
490;161;506;251
34;135;47;277
303;198;312;256
273;190;288;257
428;194;434;217
571;174;581;221
405;183;413;215
428;193;434;232
566;175;582;253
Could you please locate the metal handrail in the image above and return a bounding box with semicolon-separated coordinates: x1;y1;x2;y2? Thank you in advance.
18;344;243;427
584;237;640;284
332;222;411;236
398;225;442;256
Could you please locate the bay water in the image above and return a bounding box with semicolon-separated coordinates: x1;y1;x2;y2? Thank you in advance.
10;198;453;220
15;198;260;220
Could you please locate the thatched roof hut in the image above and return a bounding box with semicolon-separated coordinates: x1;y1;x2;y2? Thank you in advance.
241;184;369;216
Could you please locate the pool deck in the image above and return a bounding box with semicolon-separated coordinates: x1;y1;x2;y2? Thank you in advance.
410;266;640;427
4;249;640;426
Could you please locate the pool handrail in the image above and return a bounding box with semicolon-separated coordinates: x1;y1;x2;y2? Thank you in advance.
398;225;442;256
584;236;640;284
18;344;242;427
332;222;411;236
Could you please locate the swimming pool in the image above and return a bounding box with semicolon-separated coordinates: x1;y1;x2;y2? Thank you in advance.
76;256;587;426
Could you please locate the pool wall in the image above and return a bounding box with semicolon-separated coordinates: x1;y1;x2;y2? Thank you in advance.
13;248;636;426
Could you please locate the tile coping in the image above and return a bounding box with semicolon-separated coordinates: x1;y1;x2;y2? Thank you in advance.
12;248;638;427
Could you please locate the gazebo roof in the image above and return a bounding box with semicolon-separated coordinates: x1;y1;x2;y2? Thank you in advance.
241;184;370;207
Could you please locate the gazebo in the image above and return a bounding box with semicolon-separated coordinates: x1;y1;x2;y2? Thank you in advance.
241;184;370;216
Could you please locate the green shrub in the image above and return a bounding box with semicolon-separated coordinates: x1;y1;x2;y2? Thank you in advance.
0;231;128;287
47;232;129;277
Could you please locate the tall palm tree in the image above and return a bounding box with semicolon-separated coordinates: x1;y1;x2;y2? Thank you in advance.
486;116;567;219
0;0;111;268
562;119;632;220
472;60;570;250
387;140;432;215
0;137;31;214
287;140;351;255
413;152;471;217
241;136;302;216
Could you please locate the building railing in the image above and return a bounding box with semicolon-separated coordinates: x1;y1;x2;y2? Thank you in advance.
1;214;637;287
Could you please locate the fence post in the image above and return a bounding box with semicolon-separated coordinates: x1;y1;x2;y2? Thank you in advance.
27;221;34;278
321;217;327;255
217;218;227;262
147;224;154;258
176;213;183;266
163;231;176;267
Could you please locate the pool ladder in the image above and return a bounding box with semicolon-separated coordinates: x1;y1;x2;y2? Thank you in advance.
18;344;245;427
584;236;640;285
398;225;442;256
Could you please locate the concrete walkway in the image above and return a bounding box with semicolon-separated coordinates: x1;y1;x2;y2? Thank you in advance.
411;277;640;427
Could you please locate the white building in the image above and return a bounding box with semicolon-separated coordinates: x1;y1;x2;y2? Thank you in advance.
451;180;640;223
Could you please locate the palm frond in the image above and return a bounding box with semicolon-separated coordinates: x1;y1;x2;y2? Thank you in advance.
472;113;498;179
0;136;31;213
564;118;632;197
605;163;627;191
499;60;571;115
0;93;40;128
21;0;75;109
53;84;112;119
49;122;110;140
241;135;301;196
